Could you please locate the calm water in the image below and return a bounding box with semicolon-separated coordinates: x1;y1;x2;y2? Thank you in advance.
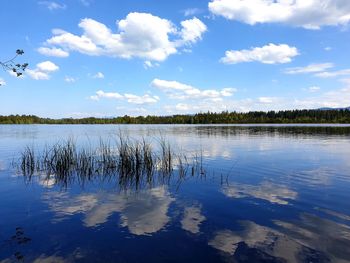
1;124;350;263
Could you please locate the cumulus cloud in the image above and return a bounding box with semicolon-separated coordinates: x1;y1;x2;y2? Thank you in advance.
39;1;66;10
284;63;334;74
208;0;350;29
40;13;207;62
90;90;123;100
90;90;159;105
92;72;104;79
26;61;59;80
37;47;69;57
221;44;298;64
0;78;6;86
37;61;59;72
179;18;207;44
151;78;236;101
164;80;350;113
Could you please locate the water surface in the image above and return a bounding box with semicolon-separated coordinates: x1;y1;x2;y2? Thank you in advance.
1;124;350;263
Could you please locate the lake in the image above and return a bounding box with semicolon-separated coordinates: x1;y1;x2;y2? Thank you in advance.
1;124;350;263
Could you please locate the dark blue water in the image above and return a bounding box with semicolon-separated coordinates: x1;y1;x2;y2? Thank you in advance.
0;125;350;263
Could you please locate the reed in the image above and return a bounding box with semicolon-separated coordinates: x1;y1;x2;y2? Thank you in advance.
20;146;36;176
17;135;202;187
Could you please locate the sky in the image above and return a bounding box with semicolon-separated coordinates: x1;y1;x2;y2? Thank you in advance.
1;0;350;118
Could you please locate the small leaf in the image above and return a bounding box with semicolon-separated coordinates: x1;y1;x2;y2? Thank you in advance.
16;49;24;55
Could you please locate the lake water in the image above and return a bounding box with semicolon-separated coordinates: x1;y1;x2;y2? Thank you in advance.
1;124;350;263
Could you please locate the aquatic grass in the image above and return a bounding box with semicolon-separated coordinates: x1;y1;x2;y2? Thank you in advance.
20;146;36;176
40;139;77;178
158;138;172;174
17;135;203;188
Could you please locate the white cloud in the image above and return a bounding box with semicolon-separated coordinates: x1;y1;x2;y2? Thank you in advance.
284;63;334;74
7;70;25;79
284;63;350;79
26;70;50;80
37;61;59;72
324;47;332;51
26;61;59;80
37;47;69;57
308;86;320;92
208;0;350;29
0;78;6;86
221;88;236;96
92;72;104;79
41;13;207;62
258;97;279;104
294;87;350;109
39;1;66;10
221;44;298;64
175;103;191;111
162;82;350;114
151;78;236;101
183;8;203;17
179;18;207;44
143;60;159;69
315;69;350;78
124;94;159;105
90;90;159;105
8;71;17;77
64;76;77;83
90;90;123;100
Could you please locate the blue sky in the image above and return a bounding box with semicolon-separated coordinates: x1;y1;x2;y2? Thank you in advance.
1;0;350;118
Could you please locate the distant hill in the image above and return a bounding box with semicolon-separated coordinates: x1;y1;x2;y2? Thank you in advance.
318;107;350;111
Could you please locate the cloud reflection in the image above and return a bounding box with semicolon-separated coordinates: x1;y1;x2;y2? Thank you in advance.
222;181;297;205
274;213;350;262
43;186;174;236
208;220;330;263
209;214;350;263
32;255;66;263
181;205;206;234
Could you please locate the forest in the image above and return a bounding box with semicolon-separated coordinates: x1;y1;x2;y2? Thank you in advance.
1;109;350;124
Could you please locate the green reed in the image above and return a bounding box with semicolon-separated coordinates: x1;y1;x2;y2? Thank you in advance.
17;135;203;187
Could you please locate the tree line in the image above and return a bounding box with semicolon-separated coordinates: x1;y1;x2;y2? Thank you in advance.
1;109;350;124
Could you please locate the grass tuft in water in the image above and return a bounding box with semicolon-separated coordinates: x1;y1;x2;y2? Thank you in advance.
17;135;203;187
